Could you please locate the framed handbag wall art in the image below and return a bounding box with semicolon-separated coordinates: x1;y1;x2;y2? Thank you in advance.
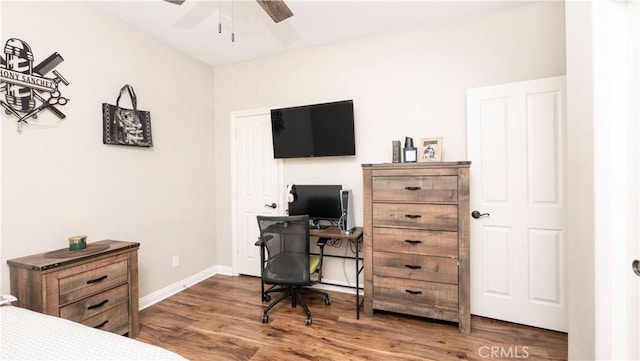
102;84;152;147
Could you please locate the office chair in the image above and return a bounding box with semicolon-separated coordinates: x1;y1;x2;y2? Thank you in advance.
255;215;331;325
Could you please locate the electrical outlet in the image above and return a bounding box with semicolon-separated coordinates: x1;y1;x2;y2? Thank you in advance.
172;255;179;268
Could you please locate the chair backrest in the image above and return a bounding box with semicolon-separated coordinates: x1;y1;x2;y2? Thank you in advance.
257;215;311;286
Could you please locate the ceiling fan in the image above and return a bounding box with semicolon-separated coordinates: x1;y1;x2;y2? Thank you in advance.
164;0;293;23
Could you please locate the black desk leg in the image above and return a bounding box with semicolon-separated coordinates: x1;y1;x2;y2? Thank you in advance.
355;236;362;319
356;249;360;319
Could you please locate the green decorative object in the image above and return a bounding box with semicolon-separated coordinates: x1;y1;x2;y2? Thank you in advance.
68;235;87;251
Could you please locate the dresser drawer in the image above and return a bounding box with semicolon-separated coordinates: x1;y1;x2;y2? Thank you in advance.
60;284;128;322
372;275;458;322
373;203;458;231
372;227;458;258
373;252;458;284
80;302;130;336
373;176;458;202
59;260;129;305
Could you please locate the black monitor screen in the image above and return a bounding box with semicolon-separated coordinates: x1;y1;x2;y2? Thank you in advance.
288;185;342;225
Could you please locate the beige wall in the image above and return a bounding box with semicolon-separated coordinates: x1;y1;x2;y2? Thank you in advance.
0;1;217;297
213;1;567;271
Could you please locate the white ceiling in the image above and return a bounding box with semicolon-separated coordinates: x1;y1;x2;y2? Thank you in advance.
91;0;537;67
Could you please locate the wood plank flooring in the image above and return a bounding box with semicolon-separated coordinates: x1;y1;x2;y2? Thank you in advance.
136;275;567;361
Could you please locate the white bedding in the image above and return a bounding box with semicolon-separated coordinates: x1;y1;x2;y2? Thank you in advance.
0;305;187;361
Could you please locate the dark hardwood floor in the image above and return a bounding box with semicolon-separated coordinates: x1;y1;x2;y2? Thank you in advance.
136;275;567;361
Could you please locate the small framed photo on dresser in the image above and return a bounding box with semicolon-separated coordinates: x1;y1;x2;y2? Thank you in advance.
419;137;442;162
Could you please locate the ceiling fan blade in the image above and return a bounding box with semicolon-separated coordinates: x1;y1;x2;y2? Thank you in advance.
164;0;186;5
256;0;293;23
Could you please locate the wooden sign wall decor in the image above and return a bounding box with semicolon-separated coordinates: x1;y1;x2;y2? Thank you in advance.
0;38;70;132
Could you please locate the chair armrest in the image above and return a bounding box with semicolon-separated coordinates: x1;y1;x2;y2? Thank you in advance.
255;235;273;247
316;237;329;248
314;237;330;282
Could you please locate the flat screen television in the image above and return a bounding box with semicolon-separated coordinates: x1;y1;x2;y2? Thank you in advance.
270;100;355;159
288;184;342;229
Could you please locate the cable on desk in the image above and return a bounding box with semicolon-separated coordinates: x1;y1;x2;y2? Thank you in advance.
348;238;360;255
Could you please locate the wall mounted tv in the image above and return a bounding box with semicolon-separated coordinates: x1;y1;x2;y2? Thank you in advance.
270;100;355;159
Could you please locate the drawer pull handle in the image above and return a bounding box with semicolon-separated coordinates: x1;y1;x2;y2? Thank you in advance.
93;320;109;329
404;186;422;191
405;214;422;219
86;275;108;284
87;299;109;310
405;265;422;270
405;239;422;244
405;289;422;295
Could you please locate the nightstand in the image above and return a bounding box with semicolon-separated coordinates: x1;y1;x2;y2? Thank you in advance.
7;240;140;337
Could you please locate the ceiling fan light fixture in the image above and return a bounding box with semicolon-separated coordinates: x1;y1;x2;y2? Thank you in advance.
165;0;293;43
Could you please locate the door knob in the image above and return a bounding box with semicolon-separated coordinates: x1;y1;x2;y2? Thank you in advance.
633;260;640;277
471;210;490;219
264;203;277;209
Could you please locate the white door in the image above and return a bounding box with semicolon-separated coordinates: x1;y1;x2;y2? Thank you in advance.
231;109;283;277
467;76;567;332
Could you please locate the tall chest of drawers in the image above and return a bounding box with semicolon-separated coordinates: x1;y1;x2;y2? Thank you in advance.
362;162;470;334
7;240;140;337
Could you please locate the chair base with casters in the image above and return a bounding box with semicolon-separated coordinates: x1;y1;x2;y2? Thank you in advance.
255;216;331;325
260;284;331;325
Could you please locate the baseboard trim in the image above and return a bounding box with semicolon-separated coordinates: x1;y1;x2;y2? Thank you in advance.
139;265;234;310
138;266;358;309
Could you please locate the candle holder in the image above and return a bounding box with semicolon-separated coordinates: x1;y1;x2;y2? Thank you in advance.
68;235;87;251
403;136;417;162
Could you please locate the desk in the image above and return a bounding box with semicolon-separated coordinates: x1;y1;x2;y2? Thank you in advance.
309;226;364;319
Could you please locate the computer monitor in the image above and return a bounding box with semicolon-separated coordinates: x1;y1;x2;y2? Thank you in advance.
288;184;342;229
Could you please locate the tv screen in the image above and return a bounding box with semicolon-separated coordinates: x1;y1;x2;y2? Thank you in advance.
270;100;355;159
288;185;342;228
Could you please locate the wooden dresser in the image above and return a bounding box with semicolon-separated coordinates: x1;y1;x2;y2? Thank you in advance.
362;162;470;334
7;240;140;337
